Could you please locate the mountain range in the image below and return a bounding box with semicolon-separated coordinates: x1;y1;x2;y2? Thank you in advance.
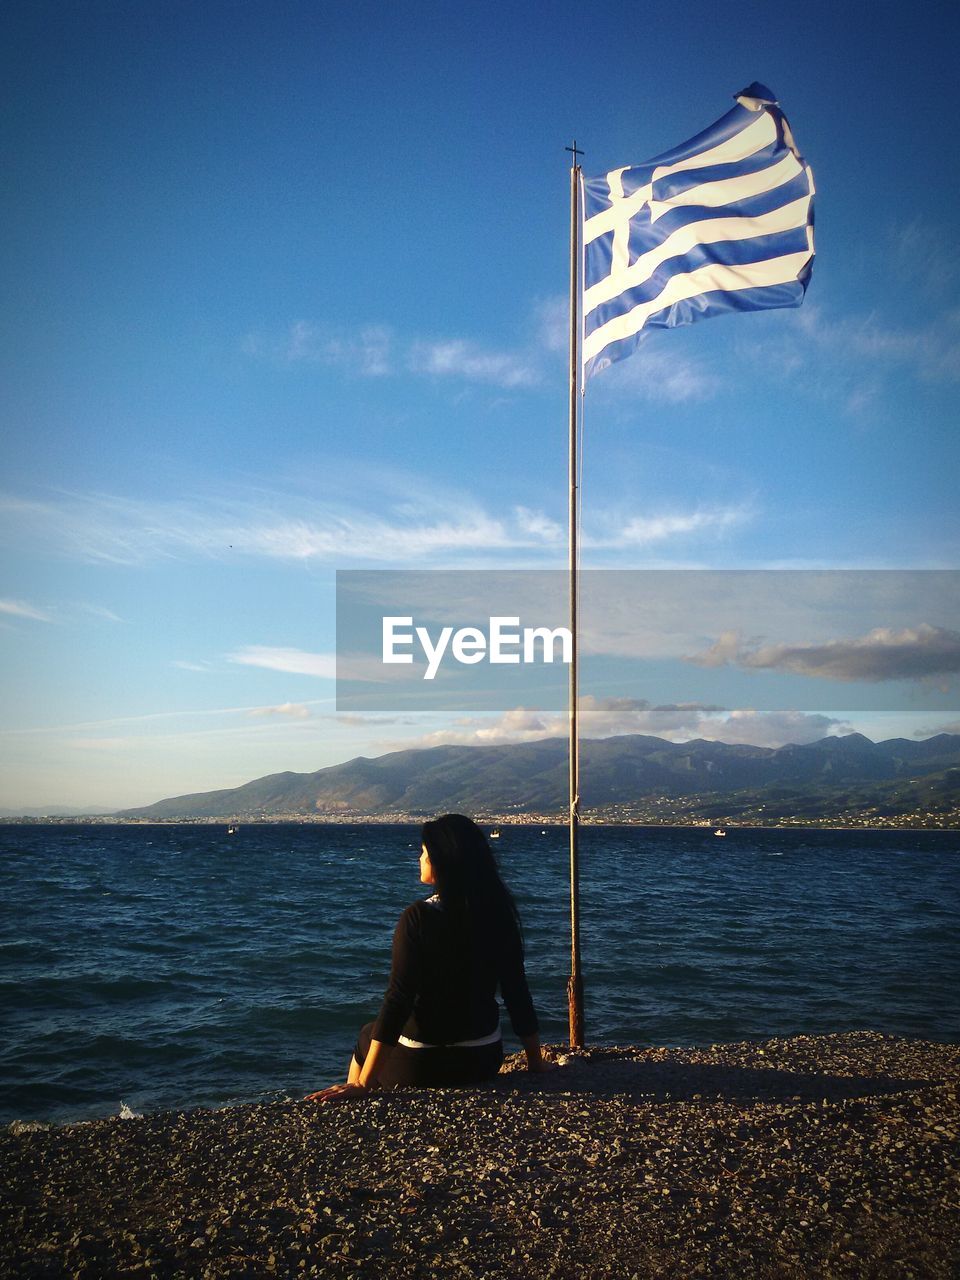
116;732;960;823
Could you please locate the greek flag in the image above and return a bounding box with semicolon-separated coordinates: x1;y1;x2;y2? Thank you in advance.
582;83;815;378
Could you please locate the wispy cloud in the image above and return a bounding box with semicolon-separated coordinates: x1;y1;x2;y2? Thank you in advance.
335;713;425;727
533;292;720;403
0;597;54;623
77;603;123;623
246;320;540;390
1;699;334;738
751;300;960;413
407;696;848;749
0;485;742;567
247;702;311;719
0;489;515;565
887;218;960;299
243;321;394;376
590;337;721;403
245;302;727;405
533;295;567;354
587;505;749;549
227;647;337;679
689;623;960;682
914;719;960;738
513;505;563;543
408;338;540;388
836;311;960;384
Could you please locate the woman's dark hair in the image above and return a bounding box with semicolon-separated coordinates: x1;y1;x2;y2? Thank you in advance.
420;813;523;953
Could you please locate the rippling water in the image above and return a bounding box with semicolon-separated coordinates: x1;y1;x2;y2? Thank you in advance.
1;822;957;1123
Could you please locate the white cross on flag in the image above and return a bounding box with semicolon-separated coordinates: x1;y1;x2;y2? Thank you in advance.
582;83;815;378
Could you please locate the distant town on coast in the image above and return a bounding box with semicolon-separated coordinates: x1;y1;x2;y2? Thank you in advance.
5;732;959;830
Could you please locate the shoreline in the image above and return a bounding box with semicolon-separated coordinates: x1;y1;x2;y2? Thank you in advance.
8;1026;960;1134
4;817;958;832
4;1031;959;1278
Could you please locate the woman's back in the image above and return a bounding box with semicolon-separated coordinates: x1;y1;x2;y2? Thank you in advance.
373;891;537;1049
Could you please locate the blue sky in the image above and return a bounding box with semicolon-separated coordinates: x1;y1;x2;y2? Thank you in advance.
2;0;959;810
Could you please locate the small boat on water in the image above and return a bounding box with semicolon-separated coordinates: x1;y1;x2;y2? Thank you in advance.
227;823;239;835
713;827;726;837
490;828;501;839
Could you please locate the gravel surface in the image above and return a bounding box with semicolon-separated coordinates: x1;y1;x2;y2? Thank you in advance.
2;1032;958;1278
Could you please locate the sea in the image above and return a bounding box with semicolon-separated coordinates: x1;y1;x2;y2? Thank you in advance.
1;822;958;1126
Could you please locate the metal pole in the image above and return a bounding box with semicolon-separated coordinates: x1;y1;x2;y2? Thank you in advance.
565;146;584;1049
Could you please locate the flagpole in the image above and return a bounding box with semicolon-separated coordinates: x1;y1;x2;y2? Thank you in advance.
565;142;584;1050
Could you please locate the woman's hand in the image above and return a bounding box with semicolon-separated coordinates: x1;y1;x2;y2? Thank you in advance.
304;1082;369;1103
527;1054;557;1074
306;1039;389;1101
520;1034;557;1073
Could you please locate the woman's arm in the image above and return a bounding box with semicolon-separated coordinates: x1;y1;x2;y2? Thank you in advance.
306;1038;393;1102
498;921;543;1048
357;1038;390;1087
498;924;554;1073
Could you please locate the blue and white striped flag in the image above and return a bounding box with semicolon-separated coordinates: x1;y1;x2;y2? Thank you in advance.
582;83;815;378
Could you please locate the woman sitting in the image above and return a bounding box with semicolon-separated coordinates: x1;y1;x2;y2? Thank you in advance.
308;814;549;1100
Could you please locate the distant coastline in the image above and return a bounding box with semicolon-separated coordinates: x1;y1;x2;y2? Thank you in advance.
3;813;958;831
7;731;956;831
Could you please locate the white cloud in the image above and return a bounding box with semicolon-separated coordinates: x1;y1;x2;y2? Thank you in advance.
247;320;540;390
513;505;563;543
0;489;516;566
227;647;337;679
0;699;335;740
334;713;424;727
753;301;960;411
78;603;123;623
408;338;540;389
590;336;721;403
0;597;54;623
690;630;753;668
534;295;567;353
407;696;847;750
414;706;553;748
689;623;960;682
243;321;394;376
842;313;960;384
0;597;125;628
585;504;751;549
914;720;960;738
695;708;848;747
245;300;728;403
232;509;516;562
247;702;311;719
577;697;725;737
0;485;741;567
888;218;960;298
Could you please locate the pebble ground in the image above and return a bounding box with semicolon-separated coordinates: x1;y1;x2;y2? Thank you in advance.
2;1031;958;1278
